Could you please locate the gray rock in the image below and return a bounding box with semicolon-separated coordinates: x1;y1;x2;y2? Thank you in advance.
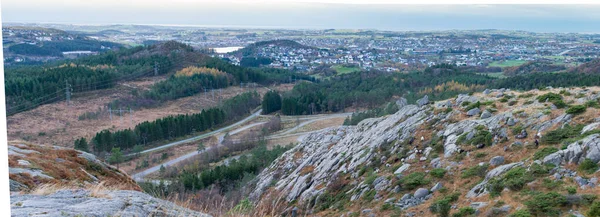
483;89;491;95
480;110;492;119
373;176;390;192
396;97;408;108
431;182;443;192
511;141;523;148
430;158;442;168
17;160;31;166
515;129;528;139
456;94;480;105
417;95;429;107
542;134;600;166
470;202;488;210
466;108;481;116
384;198;396;204
414;188;429;199
394;164;411;176
582;122;600;134
9;180;28;192
575;176;588;187
467;162;524;198
506;118;517;126
10;189;211;217
489;156;505;166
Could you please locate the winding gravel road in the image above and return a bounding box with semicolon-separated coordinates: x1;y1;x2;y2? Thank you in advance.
132;111;351;181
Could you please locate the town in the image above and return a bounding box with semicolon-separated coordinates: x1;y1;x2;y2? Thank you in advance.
4;23;600;75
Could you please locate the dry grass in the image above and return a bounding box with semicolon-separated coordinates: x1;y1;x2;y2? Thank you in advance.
8;141;141;193
7;81;292;148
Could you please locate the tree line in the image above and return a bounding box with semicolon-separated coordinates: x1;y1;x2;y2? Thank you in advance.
79;91;260;153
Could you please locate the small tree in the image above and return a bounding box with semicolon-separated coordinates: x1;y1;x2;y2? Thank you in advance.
159;165;166;175
74;138;89;152
132;145;143;157
197;142;205;153
109;147;124;169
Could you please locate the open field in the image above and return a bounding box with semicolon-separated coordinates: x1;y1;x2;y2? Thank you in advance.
332;65;361;74
488;60;527;67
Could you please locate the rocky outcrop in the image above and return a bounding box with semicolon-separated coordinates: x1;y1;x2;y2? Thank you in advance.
542;134;600;166
8;142;140;193
10;189;210;217
467;162;524;198
250;105;430;202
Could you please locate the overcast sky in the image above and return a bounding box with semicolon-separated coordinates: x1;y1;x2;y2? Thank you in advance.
2;1;600;33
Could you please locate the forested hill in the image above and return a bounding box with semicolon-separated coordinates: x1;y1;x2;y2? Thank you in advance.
4;41;312;115
3;26;123;59
232;39;317;57
569;58;600;74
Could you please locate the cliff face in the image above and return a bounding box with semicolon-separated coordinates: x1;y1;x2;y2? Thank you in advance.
251;87;600;216
8;142;211;217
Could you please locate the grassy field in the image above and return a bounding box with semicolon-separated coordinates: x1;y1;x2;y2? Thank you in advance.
488;60;527;67
477;72;506;78
332;65;361;75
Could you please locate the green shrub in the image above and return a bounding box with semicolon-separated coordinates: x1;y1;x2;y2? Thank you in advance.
533;147;558;160
474;152;488;159
461;164;489;179
585;100;600;108
365;172;377;185
429;193;461;217
589;201;600;217
509;209;532;217
578;159;599;174
466;101;481;111
430;168;447;179
430;198;452;217
566;105;587;115
541;178;563;190
537;93;567;108
401;172;430;190
566;186;577;194
452;207;476;217
524;192;566;216
530;163;554;177
583;194;598;205
541;124;584;144
487;167;534;196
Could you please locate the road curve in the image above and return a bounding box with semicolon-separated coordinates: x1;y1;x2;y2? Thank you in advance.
127;109;262;157
132;111;350;181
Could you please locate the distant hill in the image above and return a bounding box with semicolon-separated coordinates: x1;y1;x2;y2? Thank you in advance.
570;58;600;74
503;60;566;76
3;26;123;59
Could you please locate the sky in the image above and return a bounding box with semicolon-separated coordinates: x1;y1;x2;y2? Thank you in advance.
2;1;600;33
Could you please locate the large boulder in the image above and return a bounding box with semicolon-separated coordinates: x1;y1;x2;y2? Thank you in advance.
413;188;429;199
467;108;481;116
489;156;505;166
417;95;429;107
467;162;524;198
543;134;600;166
480;110;492;119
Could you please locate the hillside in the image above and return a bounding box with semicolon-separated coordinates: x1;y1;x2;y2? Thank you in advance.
503;60;566;76
570;58;600;74
232;39;317;57
8;141;210;216
250;87;600;216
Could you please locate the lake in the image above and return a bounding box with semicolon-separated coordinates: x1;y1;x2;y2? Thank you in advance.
212;46;243;54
